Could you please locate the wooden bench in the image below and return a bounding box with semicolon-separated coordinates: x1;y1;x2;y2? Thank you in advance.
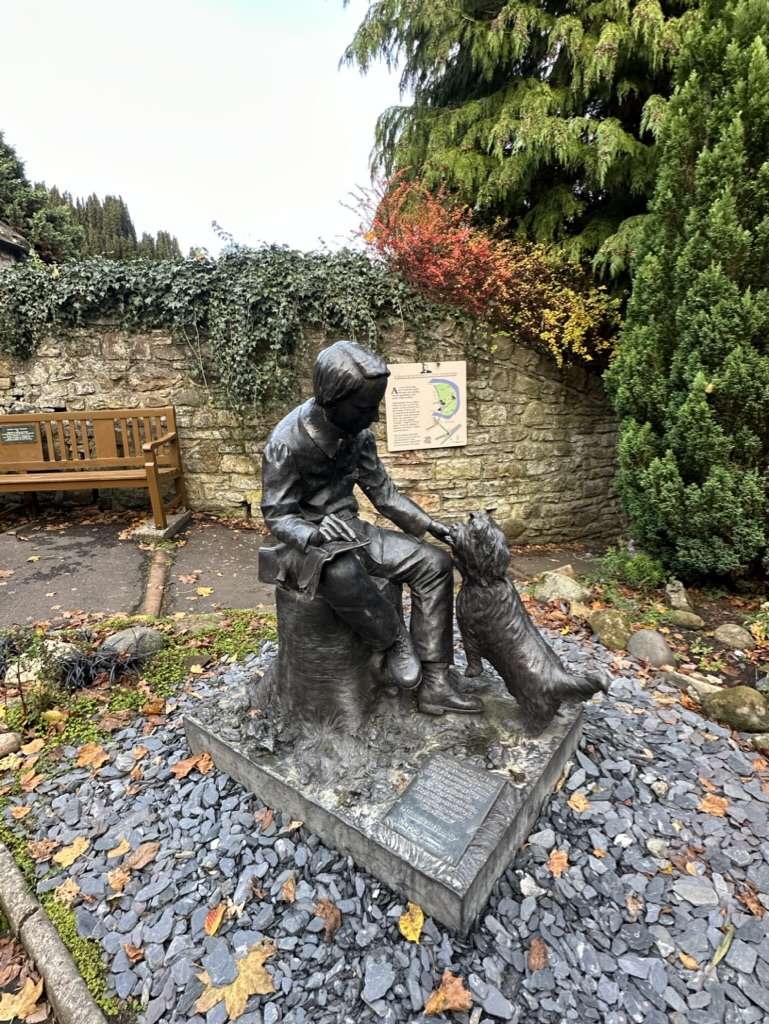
0;407;186;529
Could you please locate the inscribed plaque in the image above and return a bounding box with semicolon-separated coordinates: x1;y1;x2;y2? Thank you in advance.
384;361;467;452
384;754;505;863
0;424;37;445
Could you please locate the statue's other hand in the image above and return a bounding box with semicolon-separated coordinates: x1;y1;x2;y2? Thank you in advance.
427;518;453;544
318;513;357;543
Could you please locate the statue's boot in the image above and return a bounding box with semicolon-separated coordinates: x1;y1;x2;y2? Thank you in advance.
385;625;422;690
418;663;483;715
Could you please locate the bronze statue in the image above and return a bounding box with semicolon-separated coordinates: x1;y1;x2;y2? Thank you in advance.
260;340;480;717
451;511;610;732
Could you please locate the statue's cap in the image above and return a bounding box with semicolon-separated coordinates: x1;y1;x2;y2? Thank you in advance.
314;340;389;405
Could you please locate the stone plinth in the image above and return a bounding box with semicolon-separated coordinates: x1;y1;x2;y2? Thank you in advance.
184;669;582;933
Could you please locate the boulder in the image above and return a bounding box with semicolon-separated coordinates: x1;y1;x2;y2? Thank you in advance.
687;677;724;702
0;732;21;757
554;564;576;579
532;572;591;605
702;686;769;733
666;580;694;613
668;609;705;630
588;608;632;651
713;623;756;651
756;676;769;695
5;639;79;687
569;601;592;622
751;733;769;752
102;626;167;658
628;629;676;668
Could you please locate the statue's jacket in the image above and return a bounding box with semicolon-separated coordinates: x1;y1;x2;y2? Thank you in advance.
260;398;430;596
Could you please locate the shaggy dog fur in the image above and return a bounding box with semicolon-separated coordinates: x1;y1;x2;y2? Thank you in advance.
451;511;610;733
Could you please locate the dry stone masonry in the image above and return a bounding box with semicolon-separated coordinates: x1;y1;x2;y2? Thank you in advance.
0;324;621;544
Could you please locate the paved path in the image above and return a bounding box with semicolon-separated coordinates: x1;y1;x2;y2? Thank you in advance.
0;519;145;628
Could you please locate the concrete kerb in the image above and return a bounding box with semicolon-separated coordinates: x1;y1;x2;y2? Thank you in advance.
0;843;108;1024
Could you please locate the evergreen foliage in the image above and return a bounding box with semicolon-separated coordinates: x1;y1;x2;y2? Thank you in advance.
0;246;446;408
345;1;695;275
54;190;183;261
0;132;82;262
604;0;769;578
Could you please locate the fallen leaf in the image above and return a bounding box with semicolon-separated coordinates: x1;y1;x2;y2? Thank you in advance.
76;742;110;772
142;697;165;716
10;805;32;820
170;751;211;779
592;848;606;859
284;819;303;833
398;901;424;943
0;976;43;1021
97;710;132;732
124;943;144;964
123;841;159;871
20;739;45;756
107;867;132;893
752;756;767;772
189;664;205;675
53;836;89;868
107;836;131;859
547;849;569;878
314;898;342;942
710;925;735;968
424;970;473;1016
24;1000;50;1024
680;691;700;711
698;794;728;817
41;710;66;726
254;807;274;831
679;951;699;970
567;791;590;813
685;861;699;876
196;940;276;1019
737;886;766;918
205;904;227;937
196;586;214;597
178;573;200;583
625;894;644;920
528;936;549;972
27;555;41;562
132;745;149;761
280;877;296;903
0;753;22;772
17;770;43;795
698;776;718;793
53;878;82;907
28;838;59;862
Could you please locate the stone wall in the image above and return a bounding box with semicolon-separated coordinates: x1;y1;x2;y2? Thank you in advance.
0;324;622;544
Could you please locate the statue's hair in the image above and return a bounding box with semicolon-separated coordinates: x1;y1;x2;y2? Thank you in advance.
313;340;389;406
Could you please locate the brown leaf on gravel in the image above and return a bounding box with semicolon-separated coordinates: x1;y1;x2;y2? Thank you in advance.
196;940;276;1019
205;904;227;937
698;776;718;793
142;697;165;716
752;756;767;772
424;971;473;1016
10;805;32;820
107;867;132;894
97;710;133;732
19;771;44;793
567;791;590;814
107;836;131;859
124;944;144;964
53;836;89;868
698;794;728;817
592;848;606;859
528;936;549;972
547;849;569;878
20;739;45;756
280;877;296;903
53;879;81;907
679;951;699;970
27;839;59;862
171;752;211;779
737;886;766;918
75;742;110;772
123;841;159;871
132;745;149;761
314;899;342;942
129;763;143;782
625;894;644;920
254;807;274;832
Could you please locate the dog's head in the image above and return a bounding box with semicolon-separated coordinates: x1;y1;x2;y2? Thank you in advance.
450;510;510;582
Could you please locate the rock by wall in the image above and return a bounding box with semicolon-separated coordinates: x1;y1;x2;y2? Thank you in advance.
0;325;621;544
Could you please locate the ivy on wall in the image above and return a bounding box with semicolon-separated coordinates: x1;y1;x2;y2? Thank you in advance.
0;246;448;408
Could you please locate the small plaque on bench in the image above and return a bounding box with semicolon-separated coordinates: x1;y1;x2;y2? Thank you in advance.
0;424;37;445
384;753;506;864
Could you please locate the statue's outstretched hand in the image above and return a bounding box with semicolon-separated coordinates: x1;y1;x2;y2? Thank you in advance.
427;518;453;544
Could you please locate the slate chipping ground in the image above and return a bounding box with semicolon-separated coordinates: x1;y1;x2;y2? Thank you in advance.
4;627;769;1024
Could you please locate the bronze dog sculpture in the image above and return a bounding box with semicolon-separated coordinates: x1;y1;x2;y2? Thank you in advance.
451;511;610;732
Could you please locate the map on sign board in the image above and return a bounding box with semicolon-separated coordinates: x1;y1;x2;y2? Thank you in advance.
385;361;467;452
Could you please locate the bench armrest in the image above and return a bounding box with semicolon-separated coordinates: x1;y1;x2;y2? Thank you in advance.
142;431;177;453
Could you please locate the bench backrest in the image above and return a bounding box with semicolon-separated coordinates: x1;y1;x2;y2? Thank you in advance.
0;407;179;472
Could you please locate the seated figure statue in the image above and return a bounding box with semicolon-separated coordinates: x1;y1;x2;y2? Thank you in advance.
260;339;481;716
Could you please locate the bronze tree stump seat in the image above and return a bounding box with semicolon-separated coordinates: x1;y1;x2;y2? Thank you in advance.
257;544;403;731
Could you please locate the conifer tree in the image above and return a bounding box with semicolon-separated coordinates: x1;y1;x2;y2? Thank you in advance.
604;0;769;577
345;1;695;275
0;131;82;261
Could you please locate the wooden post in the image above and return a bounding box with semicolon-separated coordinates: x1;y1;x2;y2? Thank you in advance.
144;453;167;530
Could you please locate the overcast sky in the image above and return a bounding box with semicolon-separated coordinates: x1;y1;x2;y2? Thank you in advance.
2;0;401;254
